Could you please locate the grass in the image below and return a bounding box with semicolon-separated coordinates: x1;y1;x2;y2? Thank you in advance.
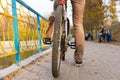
0;49;39;69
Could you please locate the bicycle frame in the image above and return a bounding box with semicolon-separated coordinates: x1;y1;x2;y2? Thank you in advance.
58;0;68;39
59;0;66;4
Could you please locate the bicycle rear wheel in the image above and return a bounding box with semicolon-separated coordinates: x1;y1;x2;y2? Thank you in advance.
52;5;63;77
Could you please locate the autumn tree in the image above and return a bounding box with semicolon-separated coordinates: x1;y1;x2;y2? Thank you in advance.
83;0;105;37
107;0;117;21
83;0;117;38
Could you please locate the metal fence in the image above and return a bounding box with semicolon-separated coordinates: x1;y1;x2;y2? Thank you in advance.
0;0;48;69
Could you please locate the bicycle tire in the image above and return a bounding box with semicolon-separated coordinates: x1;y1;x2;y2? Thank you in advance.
52;5;63;77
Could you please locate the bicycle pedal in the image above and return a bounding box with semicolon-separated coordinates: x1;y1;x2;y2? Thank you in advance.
69;42;76;49
43;38;51;44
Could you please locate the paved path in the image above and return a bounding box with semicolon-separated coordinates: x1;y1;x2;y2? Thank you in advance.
9;41;120;80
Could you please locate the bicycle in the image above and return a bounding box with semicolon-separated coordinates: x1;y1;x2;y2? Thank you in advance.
43;0;75;77
52;0;70;77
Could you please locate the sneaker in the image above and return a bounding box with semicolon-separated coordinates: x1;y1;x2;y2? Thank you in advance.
75;61;83;67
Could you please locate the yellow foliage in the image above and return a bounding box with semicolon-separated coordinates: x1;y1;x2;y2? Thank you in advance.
40;19;48;39
0;0;48;58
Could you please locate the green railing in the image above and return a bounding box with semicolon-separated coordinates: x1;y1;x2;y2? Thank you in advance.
0;0;48;69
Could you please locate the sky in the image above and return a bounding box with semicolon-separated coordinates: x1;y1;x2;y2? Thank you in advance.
24;0;54;17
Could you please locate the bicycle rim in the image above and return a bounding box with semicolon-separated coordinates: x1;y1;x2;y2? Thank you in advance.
52;5;63;77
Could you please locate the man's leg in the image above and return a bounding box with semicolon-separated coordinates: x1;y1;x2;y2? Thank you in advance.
46;15;54;38
71;0;85;63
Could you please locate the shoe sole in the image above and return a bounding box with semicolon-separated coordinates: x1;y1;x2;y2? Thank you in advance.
75;63;83;67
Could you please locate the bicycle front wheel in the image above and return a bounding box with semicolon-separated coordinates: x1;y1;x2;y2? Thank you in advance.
52;5;63;77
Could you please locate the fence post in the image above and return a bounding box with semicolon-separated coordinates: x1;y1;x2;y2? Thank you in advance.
37;15;43;53
12;0;20;63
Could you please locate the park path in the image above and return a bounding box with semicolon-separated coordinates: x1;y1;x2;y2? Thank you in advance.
9;41;120;80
